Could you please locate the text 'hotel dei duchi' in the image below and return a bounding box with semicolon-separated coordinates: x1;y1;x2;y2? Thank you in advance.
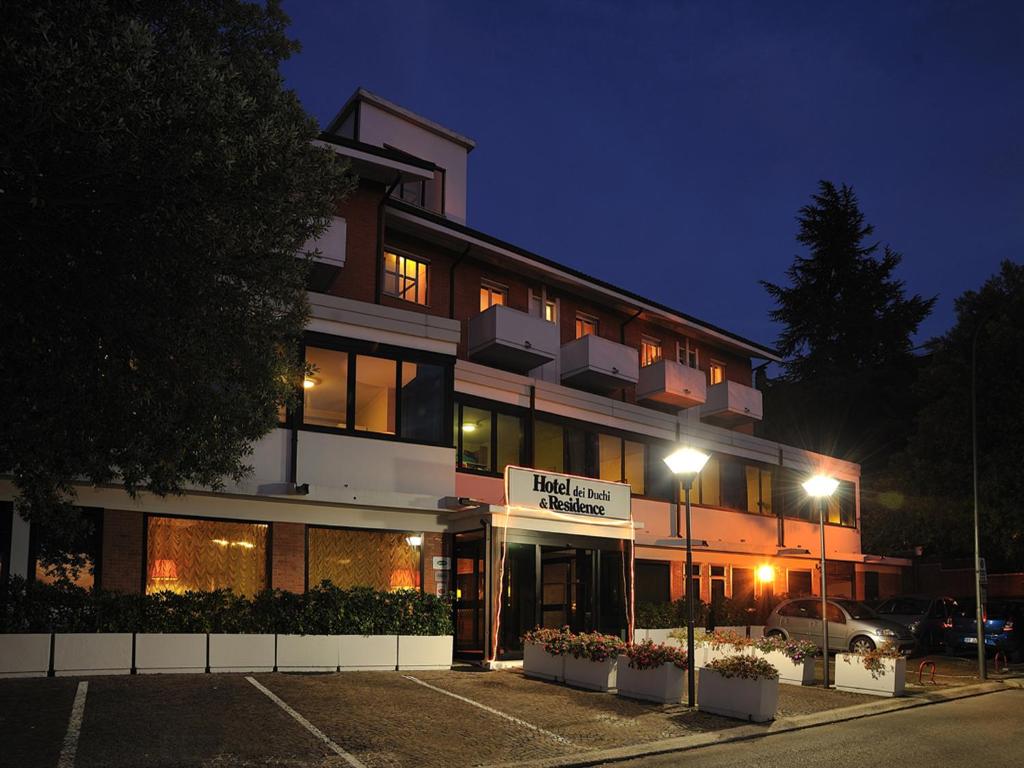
0;89;908;662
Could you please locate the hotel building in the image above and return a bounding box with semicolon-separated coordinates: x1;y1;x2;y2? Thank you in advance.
0;89;909;662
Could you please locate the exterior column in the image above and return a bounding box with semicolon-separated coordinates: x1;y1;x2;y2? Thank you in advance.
271;522;306;593
101;509;143;593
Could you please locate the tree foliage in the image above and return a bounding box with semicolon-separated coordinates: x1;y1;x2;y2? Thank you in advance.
0;0;355;569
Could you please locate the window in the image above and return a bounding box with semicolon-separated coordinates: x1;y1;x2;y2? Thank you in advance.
708;361;725;385
455;400;526;475
392;179;425;207
146;516;268;597
304;347;348;428
575;313;598;339
303;344;449;445
534;420;564;472
534;418;649;496
598;433;622;482
693;455;779;517
719;460;746;510
689;564;702;601
480;281;507;312
745;466;773;515
640;337;662;367
788;570;813;596
308;527;422;591
383;251;428;305
624;440;645;495
32;507;102;589
635;561;670;605
678;338;699;369
778;469;857;528
732;567;755;605
710;565;728;603
544;300;558;323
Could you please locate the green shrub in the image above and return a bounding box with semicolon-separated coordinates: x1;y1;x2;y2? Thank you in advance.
635;598;708;629
0;577;452;635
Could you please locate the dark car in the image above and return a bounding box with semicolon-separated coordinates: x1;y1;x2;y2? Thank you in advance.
944;599;1023;662
873;595;959;651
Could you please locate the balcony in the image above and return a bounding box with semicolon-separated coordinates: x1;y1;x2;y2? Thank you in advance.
467;305;560;373
700;381;763;426
636;359;707;409
560;334;639;392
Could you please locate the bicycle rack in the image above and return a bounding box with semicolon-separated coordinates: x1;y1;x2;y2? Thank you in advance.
917;659;937;685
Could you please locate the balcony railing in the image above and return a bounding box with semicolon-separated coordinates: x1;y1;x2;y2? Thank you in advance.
560;334;639;391
636;359;707;409
467;305;560;373
700;380;763;426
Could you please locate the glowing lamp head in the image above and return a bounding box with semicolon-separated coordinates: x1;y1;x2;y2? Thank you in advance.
663;447;711;476
461;422;476;433
802;474;840;498
756;564;775;583
405;535;423;547
303;377;318;390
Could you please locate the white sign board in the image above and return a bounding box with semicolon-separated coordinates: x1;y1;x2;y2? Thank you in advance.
432;557;451;571
505;466;630;521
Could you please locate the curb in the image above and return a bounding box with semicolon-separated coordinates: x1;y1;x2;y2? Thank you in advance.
490;681;1016;768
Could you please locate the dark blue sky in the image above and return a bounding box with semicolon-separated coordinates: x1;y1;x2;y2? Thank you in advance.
280;0;1022;351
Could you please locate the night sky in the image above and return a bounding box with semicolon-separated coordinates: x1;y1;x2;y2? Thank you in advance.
280;1;1022;353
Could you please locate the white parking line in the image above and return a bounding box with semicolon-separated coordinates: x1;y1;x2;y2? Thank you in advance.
245;677;367;768
402;675;575;747
57;681;88;768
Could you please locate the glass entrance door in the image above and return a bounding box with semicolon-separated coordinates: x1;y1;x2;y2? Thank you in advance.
541;547;594;633
454;532;485;659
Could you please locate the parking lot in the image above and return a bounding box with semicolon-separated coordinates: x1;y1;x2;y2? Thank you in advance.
1;658;1019;768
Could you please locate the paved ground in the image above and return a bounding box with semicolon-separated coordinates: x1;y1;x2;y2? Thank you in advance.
609;688;1024;767
0;657;1019;768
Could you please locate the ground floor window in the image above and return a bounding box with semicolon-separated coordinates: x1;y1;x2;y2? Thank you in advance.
146;516;268;597
32;506;102;589
788;569;813;596
732;567;755;605
635;560;670;605
307;527;422;591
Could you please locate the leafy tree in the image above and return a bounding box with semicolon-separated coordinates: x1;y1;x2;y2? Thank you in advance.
0;0;355;575
894;261;1024;570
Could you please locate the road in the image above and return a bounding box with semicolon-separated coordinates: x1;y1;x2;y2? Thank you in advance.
608;689;1024;767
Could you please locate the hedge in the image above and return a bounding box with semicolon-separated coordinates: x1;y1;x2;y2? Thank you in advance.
636;597;775;629
0;577;452;636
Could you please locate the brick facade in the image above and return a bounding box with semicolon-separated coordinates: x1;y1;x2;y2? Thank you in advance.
271;522;306;593
100;509;143;594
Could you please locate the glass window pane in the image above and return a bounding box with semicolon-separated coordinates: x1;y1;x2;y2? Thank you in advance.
760;470;773;516
534;420;564;472
565;427;587;476
720;461;746;510
354;355;397;434
598;434;622;482
745;466;761;514
698;456;720;506
460;406;491;471
624;440;645;495
308;528;421;591
400;361;444;443
304;347;348;428
496;413;524;473
146;517;268;598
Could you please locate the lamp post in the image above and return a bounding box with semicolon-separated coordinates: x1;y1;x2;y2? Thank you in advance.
803;474;840;689
971;315;992;680
664;446;711;708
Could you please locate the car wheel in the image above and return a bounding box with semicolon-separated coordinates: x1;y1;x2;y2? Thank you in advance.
849;636;876;653
766;630;786;640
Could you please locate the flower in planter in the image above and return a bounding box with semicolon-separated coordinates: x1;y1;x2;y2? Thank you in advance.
623;640;689;670
843;640;904;675
707;654;778;680
704;629;752;652
521;625;574;656
566;631;626;662
753;635;818;663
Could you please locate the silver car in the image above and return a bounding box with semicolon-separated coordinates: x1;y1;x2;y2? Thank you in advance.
765;598;916;653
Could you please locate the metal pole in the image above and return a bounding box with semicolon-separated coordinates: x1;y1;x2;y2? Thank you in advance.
972;324;987;680
684;477;696;708
819;497;830;688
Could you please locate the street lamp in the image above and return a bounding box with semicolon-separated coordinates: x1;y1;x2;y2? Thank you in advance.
664;446;711;708
803;473;839;689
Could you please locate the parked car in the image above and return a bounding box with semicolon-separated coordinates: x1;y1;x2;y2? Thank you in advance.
765;597;916;653
943;599;1023;662
872;595;959;651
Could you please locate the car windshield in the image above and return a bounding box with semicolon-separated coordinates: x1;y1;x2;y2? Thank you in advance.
836;600;875;619
876;597;929;616
953;601;1018;619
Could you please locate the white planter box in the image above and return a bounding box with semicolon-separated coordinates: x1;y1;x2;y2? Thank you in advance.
700;643;752;668
339;635;397;671
209;634;275;673
698;668;779;722
276;634;337;672
616;657;686;704
397;635;451;671
54;633;132;676
749;626;765;639
643;628;684;646
757;650;813;686
835;654;906;697
564;655;618;692
135;633;206;674
716;625;747;636
0;634;51;678
523;641;565;682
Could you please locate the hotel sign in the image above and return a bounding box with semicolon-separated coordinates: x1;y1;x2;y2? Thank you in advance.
505;467;631;521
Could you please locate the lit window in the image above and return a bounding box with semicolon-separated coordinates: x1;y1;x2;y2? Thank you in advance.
575;313;598;339
383;251;428;305
708;361;725;385
354;355;397;434
479;281;507;312
544;300;557;323
304;347;348;428
308;527;422;591
640;337;662;367
456;402;525;474
146;517;268;598
678;339;699;369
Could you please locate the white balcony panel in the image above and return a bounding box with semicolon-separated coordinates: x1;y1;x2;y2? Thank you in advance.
636;359;707;409
468;305;560;373
560;335;639;392
700;381;763;426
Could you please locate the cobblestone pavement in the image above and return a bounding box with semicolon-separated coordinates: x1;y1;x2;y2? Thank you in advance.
2;663;1012;768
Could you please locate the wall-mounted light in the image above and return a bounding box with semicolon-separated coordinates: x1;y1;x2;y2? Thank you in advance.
406;535;423;547
756;564;775;583
303;377;319;389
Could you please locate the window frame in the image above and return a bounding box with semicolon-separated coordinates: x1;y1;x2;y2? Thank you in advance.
677;338;699;369
305;523;425;594
708;359;725;385
454;395;529;477
479;280;509;312
574;312;599;339
382;248;430;306
298;333;454;448
640;336;662;367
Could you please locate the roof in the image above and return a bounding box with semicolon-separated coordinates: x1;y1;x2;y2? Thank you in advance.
316;133;436;171
326;88;477;152
386;199;782;362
